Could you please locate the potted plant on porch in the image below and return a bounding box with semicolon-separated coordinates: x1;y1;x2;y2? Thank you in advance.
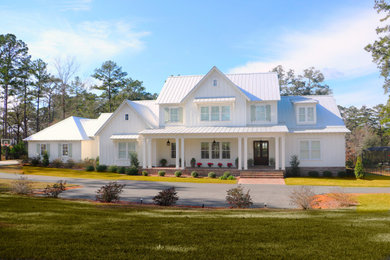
218;162;223;168
197;162;202;168
191;158;196;168
208;162;213;168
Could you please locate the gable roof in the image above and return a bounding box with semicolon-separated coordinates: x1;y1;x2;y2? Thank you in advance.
24;116;91;141
156;66;280;104
80;113;113;137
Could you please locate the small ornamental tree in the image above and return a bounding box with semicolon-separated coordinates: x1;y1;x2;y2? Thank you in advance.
44;181;67;198
289;155;300;177
96;182;125;202
42;151;49;167
226;185;253;208
354;156;364;179
153;187;179;206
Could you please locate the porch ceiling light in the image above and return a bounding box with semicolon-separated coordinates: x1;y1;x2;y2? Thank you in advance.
166;139;170;146
213;140;216;145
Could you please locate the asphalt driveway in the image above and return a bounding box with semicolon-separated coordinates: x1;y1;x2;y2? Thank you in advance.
1;172;389;208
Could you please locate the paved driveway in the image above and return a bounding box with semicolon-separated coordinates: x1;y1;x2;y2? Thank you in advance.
1;172;389;209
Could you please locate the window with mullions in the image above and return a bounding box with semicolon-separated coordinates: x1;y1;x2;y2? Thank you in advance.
171;142;176;158
201;142;209;159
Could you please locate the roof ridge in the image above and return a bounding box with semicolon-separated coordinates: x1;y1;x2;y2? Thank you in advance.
167;71;277;78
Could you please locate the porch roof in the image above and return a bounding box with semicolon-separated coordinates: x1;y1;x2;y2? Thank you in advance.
193;97;236;103
110;134;139;140
140;125;288;135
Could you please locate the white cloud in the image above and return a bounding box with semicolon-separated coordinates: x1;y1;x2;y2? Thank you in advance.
229;9;380;80
57;0;93;11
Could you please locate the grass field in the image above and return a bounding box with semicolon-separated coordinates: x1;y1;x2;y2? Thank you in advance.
356;193;390;211
285;173;390;187
1;194;390;259
0;178;59;192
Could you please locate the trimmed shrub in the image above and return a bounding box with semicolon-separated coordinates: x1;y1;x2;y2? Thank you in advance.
337;171;346;178
226;185;253;208
219;176;227;180
153;187;179;206
190;158;196;168
354;156;365;179
158;170;166;176
96;182;125;202
142;171;148;176
130;152;139;168
160;158;167;167
175;171;182;177
86;165;95;171
308;171;319;177
42;152;49;167
96;165;107;172
289;186;316;210
322;171;332;178
345;168;355;178
208;172;216;178
126;166;139;175
65;159;75;169
227;175;236;180
117;166;126;174
52;158;63;168
44;180;67;198
191;171;199;178
223;171;231;178
12;176;32;195
289;155;300;177
108;165;118;173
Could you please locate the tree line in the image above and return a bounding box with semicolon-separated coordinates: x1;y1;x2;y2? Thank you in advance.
0;34;156;145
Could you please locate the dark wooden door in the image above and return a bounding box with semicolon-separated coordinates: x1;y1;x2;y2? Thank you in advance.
253;141;269;165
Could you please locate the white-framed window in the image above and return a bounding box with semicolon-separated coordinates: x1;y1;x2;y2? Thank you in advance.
297;106;315;124
62;144;69;156
125;114;129;120
199;105;231;122
213;79;217;86
201;142;209;159
164;107;183;123
250;104;271;122
171;142;176;159
40;144;47;156
222;142;231;159
299;140;321;160
211;142;220;159
118;142;137;159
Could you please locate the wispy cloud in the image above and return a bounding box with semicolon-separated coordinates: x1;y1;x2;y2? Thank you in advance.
56;0;93;11
229;9;380;80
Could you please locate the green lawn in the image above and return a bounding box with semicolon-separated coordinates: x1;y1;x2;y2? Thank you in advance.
18;166;237;184
285;173;390;187
1;194;390;259
356;193;390;211
0;178;60;192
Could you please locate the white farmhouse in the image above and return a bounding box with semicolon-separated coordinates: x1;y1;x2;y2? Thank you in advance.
25;66;349;175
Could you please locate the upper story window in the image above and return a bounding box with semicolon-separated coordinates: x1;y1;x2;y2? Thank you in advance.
200;105;230;122
250;104;271;122
213;79;217;86
164;107;183;123
125;114;129;120
297;106;315;124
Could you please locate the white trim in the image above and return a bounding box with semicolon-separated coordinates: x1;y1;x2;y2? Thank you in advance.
275;137;279;170
244;137;248;170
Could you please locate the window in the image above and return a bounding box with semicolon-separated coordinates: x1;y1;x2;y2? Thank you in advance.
222;142;231;159
213;79;217;86
250;104;271;122
40;144;47;156
297;106;315;124
118;143;127;159
62;144;68;156
300;140;321;160
212;142;220;159
164;107;183;123
201;142;209;159
118;142;136;159
211;106;220;121
125;114;129;120
171;142;176;159
199;105;231;122
200;107;209;121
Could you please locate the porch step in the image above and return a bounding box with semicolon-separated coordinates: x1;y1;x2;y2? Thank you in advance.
240;171;284;179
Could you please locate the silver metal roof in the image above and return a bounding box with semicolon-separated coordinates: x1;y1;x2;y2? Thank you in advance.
193;97;236;103
110;134;139;139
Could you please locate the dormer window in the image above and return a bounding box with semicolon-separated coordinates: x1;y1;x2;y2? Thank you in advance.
164;107;183;123
125;114;129;120
213;79;217;86
200;105;230;121
297;106;315;124
250;104;271;122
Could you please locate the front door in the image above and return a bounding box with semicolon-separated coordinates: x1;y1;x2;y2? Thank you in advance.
253;141;269;165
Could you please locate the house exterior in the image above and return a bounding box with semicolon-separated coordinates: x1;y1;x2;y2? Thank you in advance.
25;66;349;175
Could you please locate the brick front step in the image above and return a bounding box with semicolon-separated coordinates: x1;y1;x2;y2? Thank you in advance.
240;171;284;179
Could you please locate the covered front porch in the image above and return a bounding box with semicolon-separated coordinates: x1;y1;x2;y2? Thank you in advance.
140;126;287;171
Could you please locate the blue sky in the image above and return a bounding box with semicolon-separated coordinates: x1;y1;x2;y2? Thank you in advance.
0;0;386;107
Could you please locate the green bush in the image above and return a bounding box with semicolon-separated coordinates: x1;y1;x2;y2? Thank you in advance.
322;171;332;178
160;159;167;167
126;166;139;175
153;187;179;206
308;171;319;177
191;171;199;178
223;171;231;178
175;171;182;177
30;157;41;166
142;171;148;176
130;152;139;168
65;159;75;169
117;166;126;174
96;165;107;172
227;175;236;180
226;185;253;208
208;172;216;178
219;176;227;180
42;151;49;167
345;168;355;178
108;165;118;173
158;170;166;176
86;165;95;171
52;158;63;168
289;155;300;177
354;156;365;179
337;171;346;178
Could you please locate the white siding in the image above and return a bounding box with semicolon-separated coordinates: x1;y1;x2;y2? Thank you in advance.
27;141;82;162
81;139;99;160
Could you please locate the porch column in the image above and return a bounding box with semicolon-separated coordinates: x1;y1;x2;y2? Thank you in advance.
175;137;180;169
281;135;286;170
181;137;185;169
142;138;146;169
275;136;279;170
238;137;242;170
244;137;248;170
147;138;152;168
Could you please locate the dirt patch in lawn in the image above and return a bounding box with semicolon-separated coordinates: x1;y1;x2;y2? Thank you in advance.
312;192;359;209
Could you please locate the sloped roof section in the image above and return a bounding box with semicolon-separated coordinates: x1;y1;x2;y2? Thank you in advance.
24;116;91;141
157;67;280;104
278;95;349;133
128;100;159;128
80;113;113;137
